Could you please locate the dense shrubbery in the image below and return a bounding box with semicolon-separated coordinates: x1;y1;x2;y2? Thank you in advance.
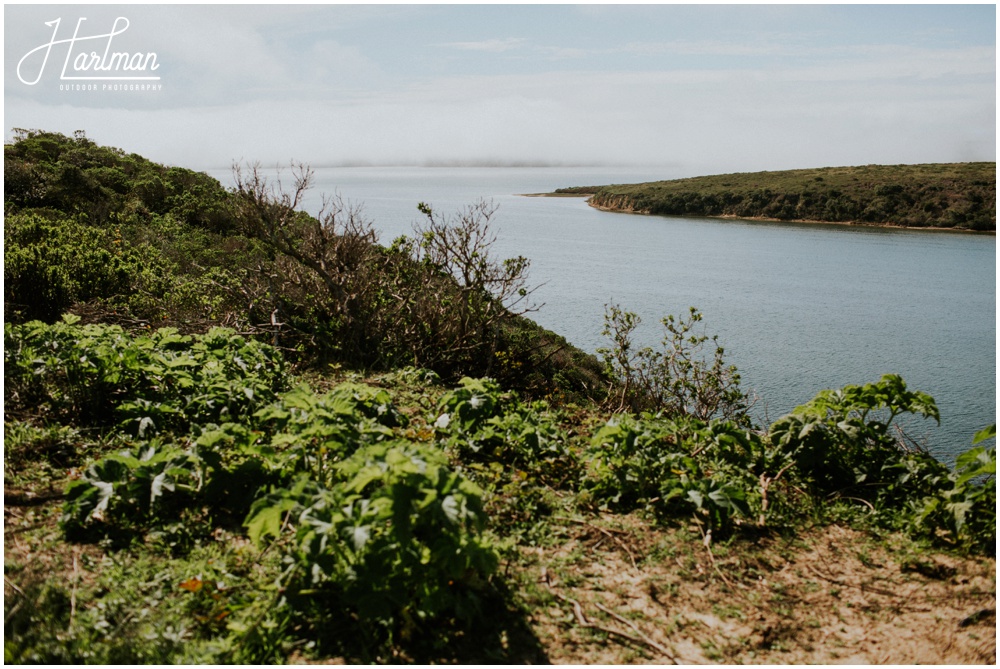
4;131;603;400
15;320;993;560
5;316;288;434
4;128;233;231
4;314;995;663
3;320;493;657
583;162;996;230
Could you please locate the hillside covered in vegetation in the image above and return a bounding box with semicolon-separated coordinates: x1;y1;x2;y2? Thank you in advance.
556;163;996;230
4;131;996;663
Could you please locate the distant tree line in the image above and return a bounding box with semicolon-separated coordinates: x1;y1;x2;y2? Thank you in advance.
572;163;995;230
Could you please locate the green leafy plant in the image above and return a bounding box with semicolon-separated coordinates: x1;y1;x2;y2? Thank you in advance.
598;304;750;425
246;441;498;642
61;439;203;533
60;422;270;541
586;413;759;532
252;383;403;487
907;425;996;553
434;377;509;436
5;319;288;435
767;373;939;498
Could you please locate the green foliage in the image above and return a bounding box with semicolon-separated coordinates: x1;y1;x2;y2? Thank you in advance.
599;304;750;424
435;377;571;468
768;373;939;496
768;379;994;554
6;128;997;663
260;441;497;637
251;383;404;487
5;318;288;434
3;422;93;489
61;439;203;533
583;162;996;230
904;427;995;554
435;377;509;434
55;369;500;650
4;130;252;328
5;129;233;231
586;413;760;533
5;131;604;397
4;211;172;322
60;423;270;541
433;377;579;530
4;541;290;664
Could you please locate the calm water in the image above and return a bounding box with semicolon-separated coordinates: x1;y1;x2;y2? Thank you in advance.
210;166;996;461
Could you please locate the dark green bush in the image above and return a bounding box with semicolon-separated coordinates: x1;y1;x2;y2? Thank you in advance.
5;318;288;433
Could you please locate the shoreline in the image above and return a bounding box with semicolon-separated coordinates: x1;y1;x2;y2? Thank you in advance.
522;192;996;235
518;192;592;198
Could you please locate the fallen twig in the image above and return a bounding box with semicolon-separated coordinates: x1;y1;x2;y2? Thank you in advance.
70;550;79;627
593;601;677;659
541;568;678;663
4;576;26;597
698;527;736;590
805;563;905;599
553;516;638;569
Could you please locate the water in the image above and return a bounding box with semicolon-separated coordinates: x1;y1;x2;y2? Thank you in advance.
209;166;996;461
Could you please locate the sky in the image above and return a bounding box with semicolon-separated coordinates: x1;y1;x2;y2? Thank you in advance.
4;3;996;175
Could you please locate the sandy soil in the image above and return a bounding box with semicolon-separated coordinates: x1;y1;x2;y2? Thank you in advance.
516;516;996;664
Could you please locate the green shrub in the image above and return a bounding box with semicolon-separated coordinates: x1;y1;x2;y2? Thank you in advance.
5;318;288;434
61;439;203;534
587;414;760;532
252;384;404;487
434;377;510;435
768;377;995;554
246;441;498;637
598;304;750;425
767;373;939;497
3;212;172;323
61;423;268;539
905;426;995;554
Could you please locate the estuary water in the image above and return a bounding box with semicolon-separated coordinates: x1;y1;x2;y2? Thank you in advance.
210;166;996;461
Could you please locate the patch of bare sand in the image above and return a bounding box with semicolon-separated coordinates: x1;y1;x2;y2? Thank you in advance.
519;516;996;664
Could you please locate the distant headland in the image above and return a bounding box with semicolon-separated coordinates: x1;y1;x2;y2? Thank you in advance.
531;163;996;231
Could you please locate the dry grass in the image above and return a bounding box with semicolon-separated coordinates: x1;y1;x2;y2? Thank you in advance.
513;514;996;664
5;486;995;664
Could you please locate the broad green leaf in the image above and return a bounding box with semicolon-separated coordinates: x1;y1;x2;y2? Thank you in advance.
972;424;996;445
245;498;298;547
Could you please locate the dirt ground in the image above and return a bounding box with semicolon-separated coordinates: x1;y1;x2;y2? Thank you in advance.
6;494;995;664
515;516;996;664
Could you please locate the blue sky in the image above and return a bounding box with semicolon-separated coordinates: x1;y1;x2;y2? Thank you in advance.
5;4;995;174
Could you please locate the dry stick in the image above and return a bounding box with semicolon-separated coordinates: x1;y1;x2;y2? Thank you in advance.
554;516;638;570
805;562;907;599
758;461;795;525
546;583;679;663
837;496;876;513
70;550;79;627
4;576;25;597
697;526;737;591
593;601;678;659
